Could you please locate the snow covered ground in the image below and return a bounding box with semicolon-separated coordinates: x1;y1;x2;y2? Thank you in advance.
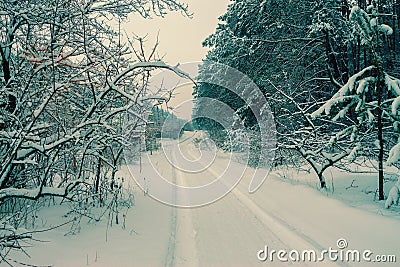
273;162;400;218
8;133;400;267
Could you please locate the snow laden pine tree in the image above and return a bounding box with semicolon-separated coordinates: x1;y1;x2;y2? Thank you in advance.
312;2;400;201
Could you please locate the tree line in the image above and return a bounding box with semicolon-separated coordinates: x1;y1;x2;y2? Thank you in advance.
145;106;193;154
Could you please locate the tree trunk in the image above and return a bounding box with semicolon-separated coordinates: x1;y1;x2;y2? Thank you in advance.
0;19;16;115
347;42;355;77
377;69;385;200
318;172;326;189
323;30;341;81
95;158;101;194
308;160;327;189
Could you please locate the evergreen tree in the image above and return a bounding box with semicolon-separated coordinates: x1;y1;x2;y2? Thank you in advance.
312;2;400;200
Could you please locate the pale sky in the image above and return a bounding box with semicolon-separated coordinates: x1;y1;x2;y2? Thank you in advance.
123;0;230;120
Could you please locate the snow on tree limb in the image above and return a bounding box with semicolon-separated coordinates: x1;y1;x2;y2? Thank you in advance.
0;180;84;201
387;140;400;165
311;66;377;119
380;24;393;35
113;61;193;85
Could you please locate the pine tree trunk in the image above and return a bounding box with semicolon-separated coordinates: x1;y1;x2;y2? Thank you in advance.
323;30;341;81
377;69;385;200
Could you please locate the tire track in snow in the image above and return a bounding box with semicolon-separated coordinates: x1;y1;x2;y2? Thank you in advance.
172;149;199;267
163;135;349;266
186;147;315;250
164;148;199;267
164;149;178;267
182;141;348;267
202;157;350;267
164;206;177;267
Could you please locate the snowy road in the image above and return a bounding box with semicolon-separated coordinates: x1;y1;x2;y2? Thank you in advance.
11;133;400;267
156;136;329;267
138;134;399;267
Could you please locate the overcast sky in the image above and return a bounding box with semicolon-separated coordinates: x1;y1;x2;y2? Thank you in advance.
122;0;230;120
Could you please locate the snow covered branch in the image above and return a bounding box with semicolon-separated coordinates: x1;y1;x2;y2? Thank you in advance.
0;180;84;201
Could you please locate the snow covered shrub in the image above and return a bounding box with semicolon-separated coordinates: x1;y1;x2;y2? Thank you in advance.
385;178;400;209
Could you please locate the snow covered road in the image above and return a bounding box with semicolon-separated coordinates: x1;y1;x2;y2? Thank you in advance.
160;136;333;267
139;134;399;267
10;133;400;267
